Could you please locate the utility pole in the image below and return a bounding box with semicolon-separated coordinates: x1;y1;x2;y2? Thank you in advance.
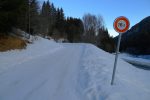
28;0;30;39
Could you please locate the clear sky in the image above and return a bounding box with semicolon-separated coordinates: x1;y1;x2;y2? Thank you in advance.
39;0;150;37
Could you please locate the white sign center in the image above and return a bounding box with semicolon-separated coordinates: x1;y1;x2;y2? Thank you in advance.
117;20;126;30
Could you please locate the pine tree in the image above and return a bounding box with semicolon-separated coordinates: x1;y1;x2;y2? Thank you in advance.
66;17;84;42
49;3;57;36
50;3;57;18
97;28;115;52
60;8;65;21
40;1;51;36
0;0;29;34
29;0;39;34
16;0;28;31
41;1;46;16
54;8;66;37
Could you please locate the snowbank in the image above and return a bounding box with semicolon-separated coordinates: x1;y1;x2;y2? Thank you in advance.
78;44;150;100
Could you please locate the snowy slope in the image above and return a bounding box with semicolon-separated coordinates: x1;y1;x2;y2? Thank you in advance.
0;37;150;100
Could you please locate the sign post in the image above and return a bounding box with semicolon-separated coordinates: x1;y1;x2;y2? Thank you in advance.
111;16;130;85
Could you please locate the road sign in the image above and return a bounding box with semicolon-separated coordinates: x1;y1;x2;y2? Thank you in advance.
111;16;130;85
113;16;130;33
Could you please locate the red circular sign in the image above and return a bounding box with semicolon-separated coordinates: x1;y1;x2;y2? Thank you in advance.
113;16;130;33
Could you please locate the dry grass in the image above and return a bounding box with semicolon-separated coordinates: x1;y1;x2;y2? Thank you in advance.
0;35;27;52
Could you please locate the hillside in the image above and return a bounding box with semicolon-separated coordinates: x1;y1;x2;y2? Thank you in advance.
116;16;150;55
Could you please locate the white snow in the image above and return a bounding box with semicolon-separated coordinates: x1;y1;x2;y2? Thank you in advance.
0;37;150;100
79;45;150;100
120;53;150;67
138;55;150;60
0;37;63;74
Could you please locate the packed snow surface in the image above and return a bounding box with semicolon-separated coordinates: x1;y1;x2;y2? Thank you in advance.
0;37;150;100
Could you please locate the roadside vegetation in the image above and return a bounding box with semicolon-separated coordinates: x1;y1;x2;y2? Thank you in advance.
0;35;26;52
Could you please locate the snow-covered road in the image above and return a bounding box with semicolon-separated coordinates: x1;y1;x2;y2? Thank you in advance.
0;44;84;100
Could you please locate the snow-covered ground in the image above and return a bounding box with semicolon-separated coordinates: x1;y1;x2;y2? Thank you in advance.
0;37;63;74
120;53;150;68
0;37;150;100
137;55;150;60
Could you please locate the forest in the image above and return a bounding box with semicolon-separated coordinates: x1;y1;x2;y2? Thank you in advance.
0;0;115;52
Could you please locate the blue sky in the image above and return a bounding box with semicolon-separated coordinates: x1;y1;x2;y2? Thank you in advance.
39;0;150;37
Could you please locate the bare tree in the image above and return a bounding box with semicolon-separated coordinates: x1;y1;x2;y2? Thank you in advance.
82;13;105;43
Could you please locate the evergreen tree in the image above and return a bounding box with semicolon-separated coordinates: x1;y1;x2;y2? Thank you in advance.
66;17;84;42
60;8;65;21
0;0;28;34
97;28;115;52
49;3;57;36
41;1;46;16
40;1;51;36
38;1;46;35
16;0;28;31
29;0;39;34
54;8;66;37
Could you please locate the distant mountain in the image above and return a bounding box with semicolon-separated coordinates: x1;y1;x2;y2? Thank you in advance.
115;16;150;55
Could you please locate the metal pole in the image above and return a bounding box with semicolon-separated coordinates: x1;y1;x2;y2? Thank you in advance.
111;33;122;85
